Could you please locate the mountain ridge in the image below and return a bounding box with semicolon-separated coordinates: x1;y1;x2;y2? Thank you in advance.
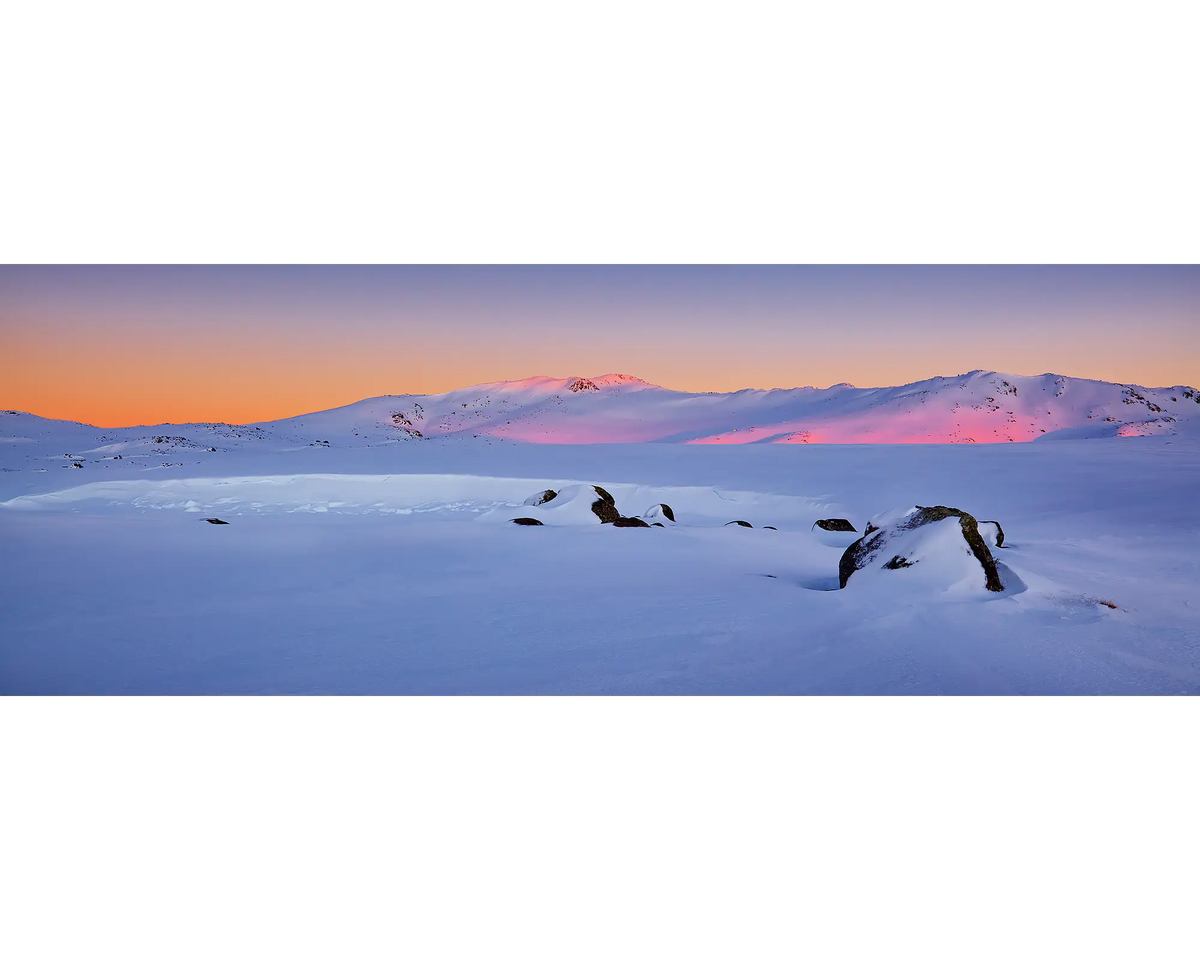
5;371;1200;445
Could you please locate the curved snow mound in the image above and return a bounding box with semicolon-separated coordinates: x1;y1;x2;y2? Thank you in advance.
642;503;676;523
978;521;1005;549
496;484;620;525
840;506;1004;593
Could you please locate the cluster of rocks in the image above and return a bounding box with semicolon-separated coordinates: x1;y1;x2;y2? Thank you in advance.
510;487;797;531
511;485;675;528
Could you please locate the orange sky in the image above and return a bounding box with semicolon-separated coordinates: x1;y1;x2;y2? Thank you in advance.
3;266;1197;427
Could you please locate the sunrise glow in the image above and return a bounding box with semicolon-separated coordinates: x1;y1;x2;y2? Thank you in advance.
2;265;1197;428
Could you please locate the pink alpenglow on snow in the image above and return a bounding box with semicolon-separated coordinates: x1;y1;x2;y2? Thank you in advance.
241;370;1200;446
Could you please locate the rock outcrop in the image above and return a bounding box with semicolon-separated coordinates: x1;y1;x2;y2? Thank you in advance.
643;503;676;523
978;520;1005;548
839;505;1003;592
813;518;857;532
590;486;620;524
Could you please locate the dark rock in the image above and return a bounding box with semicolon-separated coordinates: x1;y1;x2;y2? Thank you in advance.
613;516;650;527
725;520;753;528
979;520;1005;547
511;517;544;526
648;503;676;522
590;486;620;524
651;522;665;527
839;505;1003;592
201;518;229;525
813;518;857;533
524;489;558;506
763;526;778;530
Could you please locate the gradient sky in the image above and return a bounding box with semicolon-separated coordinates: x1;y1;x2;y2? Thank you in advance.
2;265;1197;427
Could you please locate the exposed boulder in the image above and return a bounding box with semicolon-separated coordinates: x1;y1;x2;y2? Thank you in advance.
763;526;778;530
613;516;651;528
587;485;619;523
651;522;665;527
725;520;753;528
813;518;856;533
200;518;229;525
511;517;544;526
643;503;676;523
523;489;558;506
838;505;1003;592
978;520;1005;548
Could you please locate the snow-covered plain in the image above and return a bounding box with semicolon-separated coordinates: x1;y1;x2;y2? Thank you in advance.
2;372;1199;694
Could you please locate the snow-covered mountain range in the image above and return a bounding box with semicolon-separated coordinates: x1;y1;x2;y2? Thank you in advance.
5;371;1199;457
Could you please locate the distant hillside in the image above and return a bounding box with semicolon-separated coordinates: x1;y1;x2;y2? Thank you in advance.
5;372;1199;450
264;371;1200;444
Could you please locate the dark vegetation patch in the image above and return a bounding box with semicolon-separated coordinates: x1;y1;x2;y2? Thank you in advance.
725;520;753;528
813;518;856;532
511;517;544;526
883;555;915;569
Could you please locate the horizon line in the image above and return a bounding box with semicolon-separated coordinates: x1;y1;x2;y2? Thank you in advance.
7;367;1199;430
